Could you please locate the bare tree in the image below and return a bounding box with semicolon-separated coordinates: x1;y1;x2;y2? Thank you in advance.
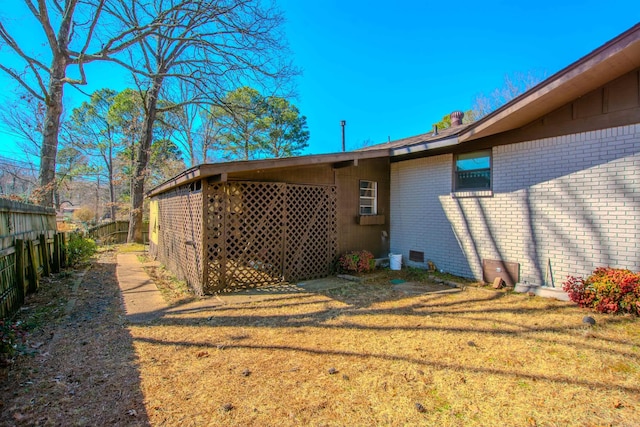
0;155;37;200
0;0;161;207
0;93;46;163
472;71;546;119
66;89;121;221
162;81;201;167
162;81;229;167
198;109;226;164
0;91;84;205
101;0;296;242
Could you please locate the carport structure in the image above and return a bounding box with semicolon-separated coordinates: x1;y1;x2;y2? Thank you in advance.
147;150;390;294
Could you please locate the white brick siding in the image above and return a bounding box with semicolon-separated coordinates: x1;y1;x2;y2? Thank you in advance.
390;123;640;285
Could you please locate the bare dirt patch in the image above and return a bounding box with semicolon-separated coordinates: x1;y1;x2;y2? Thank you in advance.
0;250;149;426
2;254;640;426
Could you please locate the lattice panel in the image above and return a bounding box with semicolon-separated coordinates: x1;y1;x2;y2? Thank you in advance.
154;184;204;294
204;182;286;293
202;181;337;293
284;184;338;282
204;182;225;293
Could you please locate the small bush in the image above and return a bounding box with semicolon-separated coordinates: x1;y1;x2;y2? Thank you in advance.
563;267;640;315
338;250;375;274
0;320;27;364
66;234;98;266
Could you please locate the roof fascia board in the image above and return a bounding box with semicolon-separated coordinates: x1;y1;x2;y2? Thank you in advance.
147;166;202;198
390;136;459;157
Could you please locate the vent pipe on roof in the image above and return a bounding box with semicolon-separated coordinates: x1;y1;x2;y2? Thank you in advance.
340;120;346;152
432;124;438;136
450;110;464;127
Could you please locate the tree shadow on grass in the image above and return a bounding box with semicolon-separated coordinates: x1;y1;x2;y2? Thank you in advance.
132;336;640;394
138;282;640;388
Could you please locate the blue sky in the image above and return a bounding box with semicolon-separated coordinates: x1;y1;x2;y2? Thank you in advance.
0;1;638;160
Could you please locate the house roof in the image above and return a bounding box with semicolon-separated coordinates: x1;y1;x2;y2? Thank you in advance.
459;22;640;143
149;24;640;197
148;148;389;197
362;23;640;154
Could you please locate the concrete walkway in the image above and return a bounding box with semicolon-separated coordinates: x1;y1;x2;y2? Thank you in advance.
116;253;169;323
115;253;355;324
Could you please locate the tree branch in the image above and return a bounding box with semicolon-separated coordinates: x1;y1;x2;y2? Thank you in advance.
31;0;61;53
0;65;46;101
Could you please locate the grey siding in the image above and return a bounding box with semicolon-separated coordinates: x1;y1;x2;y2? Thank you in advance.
390;123;640;285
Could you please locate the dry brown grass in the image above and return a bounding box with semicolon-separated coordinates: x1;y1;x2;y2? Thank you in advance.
2;254;639;426
131;275;640;426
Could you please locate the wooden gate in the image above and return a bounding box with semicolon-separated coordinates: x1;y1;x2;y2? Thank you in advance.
203;181;337;293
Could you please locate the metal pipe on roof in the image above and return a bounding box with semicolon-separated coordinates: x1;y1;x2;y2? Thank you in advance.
340;120;346;152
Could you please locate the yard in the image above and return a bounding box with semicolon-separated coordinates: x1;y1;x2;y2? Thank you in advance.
2;248;639;426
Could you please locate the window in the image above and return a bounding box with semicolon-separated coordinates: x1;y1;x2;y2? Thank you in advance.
359;180;377;215
454;150;491;191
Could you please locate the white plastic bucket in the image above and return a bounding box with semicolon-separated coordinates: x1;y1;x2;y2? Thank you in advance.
389;253;402;270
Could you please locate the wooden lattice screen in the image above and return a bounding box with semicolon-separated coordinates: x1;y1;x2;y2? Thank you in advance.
203;181;337;293
283;184;338;282
152;183;204;293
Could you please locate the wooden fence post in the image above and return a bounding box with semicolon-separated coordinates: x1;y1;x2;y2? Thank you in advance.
52;233;61;273
26;239;39;293
27;240;39;292
61;233;67;268
39;233;50;277
14;239;25;305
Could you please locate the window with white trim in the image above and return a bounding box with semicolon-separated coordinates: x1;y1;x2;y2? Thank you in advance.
359;180;377;215
454;150;491;191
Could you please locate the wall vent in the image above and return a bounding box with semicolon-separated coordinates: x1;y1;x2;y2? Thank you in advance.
409;250;425;263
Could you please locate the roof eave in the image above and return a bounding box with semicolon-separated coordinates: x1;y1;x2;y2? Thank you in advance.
147;149;391;198
390;135;460;157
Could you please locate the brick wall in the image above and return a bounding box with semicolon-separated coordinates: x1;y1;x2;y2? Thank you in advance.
390;123;640;286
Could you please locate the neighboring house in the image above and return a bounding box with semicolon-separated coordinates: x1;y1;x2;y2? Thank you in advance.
149;24;639;297
364;23;640;298
147;151;390;294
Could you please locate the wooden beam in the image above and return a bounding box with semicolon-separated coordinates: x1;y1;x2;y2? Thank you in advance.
332;159;357;169
207;173;227;184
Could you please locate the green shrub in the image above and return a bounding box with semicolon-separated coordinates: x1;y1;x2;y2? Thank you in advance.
66;233;97;266
338;250;375;274
0;319;27;364
563;267;640;315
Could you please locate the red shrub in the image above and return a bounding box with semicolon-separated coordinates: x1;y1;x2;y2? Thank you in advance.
563;267;640;315
338;250;375;274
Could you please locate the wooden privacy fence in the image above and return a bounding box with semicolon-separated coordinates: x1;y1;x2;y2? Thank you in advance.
0;199;66;319
87;220;148;244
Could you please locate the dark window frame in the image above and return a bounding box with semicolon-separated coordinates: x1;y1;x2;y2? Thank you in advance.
453;150;492;192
